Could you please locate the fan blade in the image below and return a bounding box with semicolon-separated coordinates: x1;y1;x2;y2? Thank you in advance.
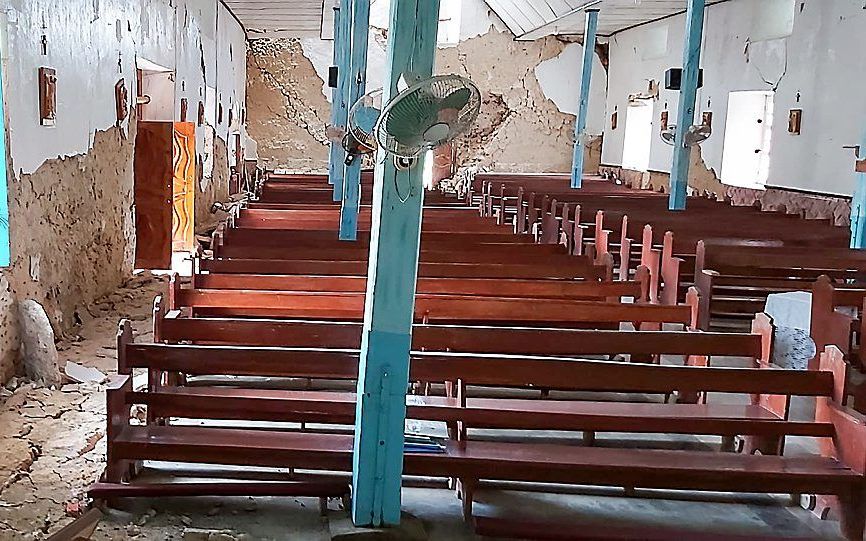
385;91;438;142
439;87;472;111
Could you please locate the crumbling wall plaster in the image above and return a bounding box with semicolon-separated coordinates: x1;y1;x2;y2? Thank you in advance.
197;136;231;227
246;25;607;174
0;0;248;383
0;122;136;380
246;39;333;172
437;31;589;172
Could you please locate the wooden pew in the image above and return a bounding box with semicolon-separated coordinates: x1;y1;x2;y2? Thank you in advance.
694;242;866;330
192;273;649;302
98;322;866;540
810;276;866;371
166;277;690;328
197;256;612;281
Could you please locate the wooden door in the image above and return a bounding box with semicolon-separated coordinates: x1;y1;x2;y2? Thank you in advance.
172;122;196;251
134;122;173;269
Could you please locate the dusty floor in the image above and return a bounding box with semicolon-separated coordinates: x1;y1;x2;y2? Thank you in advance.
0;273;851;540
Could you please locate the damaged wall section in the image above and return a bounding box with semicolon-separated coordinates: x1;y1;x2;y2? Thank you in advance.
0;0;249;382
245;0;608;174
601;0;866;218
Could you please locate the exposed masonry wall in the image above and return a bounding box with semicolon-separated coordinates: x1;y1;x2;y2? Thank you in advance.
0;121;138;381
246;30;604;174
0;0;247;383
197;137;232;227
246;39;331;172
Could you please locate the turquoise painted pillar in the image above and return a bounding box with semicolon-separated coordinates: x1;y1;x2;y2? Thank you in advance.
339;0;371;241
570;9;599;189
351;0;440;527
330;0;352;199
0;61;10;266
327;3;342;185
851;136;866;248
328;2;343;187
668;0;705;210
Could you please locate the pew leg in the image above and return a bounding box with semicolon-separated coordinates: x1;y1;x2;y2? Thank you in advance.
675;390;702;404
720;435;736;453
457;478;475;522
147;369;168;427
319;497;328;517
742;435;783;456
540;389;550;399
839;489;866;541
583;431;596;446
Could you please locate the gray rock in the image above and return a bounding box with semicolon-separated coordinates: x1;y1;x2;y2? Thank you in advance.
18;300;61;386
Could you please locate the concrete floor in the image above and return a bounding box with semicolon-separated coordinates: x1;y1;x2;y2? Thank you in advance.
0;275;851;540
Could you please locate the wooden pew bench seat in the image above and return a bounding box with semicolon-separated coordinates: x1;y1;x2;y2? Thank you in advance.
129;385;835;440
105;423;864;539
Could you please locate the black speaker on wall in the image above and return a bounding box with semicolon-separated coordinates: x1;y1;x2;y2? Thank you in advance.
665;67;704;90
328;66;339;89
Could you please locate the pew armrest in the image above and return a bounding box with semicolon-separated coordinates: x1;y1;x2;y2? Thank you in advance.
693;270;718;331
817;399;866;475
816;346;866;474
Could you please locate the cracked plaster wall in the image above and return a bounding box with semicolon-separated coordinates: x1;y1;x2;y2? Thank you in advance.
0;0;248;382
246;0;607;174
601;0;866;220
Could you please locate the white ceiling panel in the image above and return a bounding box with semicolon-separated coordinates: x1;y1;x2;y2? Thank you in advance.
224;0;328;39
486;0;730;40
222;0;730;42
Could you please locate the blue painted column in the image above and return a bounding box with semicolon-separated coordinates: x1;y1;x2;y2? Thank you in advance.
351;0;440;527
339;0;371;241
327;3;342;185
851;135;866;248
329;0;352;199
668;0;706;210
0;61;10;266
570;9;599;189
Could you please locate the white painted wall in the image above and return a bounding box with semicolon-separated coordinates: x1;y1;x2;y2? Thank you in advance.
534;42;607;135
2;0;248;177
602;0;866;196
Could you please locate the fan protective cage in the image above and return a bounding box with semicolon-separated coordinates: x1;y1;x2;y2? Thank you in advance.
375;74;481;158
347;89;383;151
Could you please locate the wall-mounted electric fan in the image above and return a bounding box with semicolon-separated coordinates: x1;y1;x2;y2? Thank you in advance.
660;124;712;147
343;89;383;165
341;74;481;168
375;74;480;160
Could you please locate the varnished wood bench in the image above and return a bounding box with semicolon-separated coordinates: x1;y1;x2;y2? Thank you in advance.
694;243;866;330
191;273;648;302
811;276;866;371
197;256;612;281
165;277;692;329
99;325;866;540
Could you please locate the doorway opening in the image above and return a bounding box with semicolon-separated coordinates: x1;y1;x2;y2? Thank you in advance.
621;98;654;172
720;90;775;189
133;58;196;271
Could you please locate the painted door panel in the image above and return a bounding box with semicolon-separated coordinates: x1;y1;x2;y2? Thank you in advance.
134;122;173;269
172;122;196;251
